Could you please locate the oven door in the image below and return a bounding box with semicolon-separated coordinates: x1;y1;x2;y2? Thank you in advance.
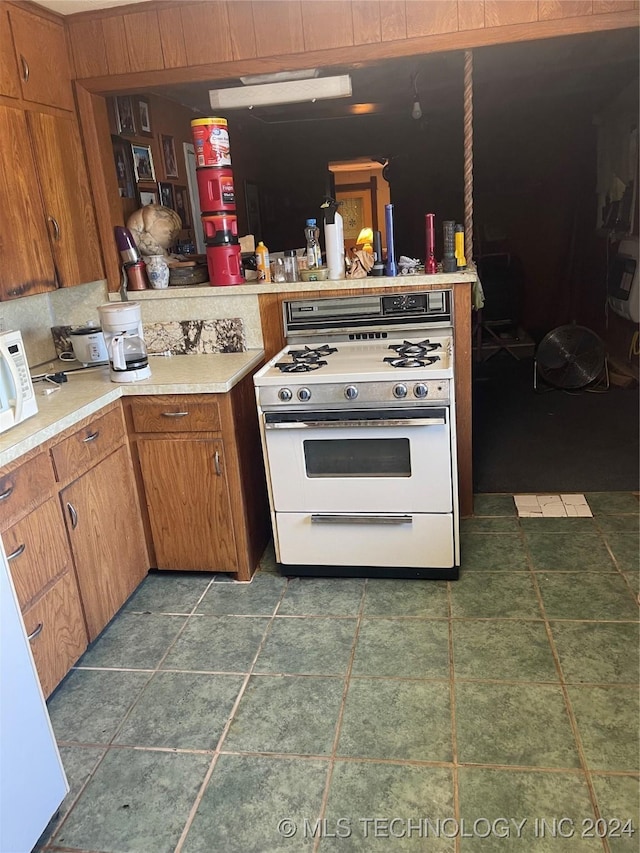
262;406;453;513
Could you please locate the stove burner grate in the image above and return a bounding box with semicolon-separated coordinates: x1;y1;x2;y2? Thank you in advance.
388;339;443;359
383;355;440;369
288;344;338;364
276;360;327;373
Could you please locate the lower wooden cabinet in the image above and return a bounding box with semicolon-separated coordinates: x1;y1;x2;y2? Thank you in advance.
4;497;73;611
60;444;147;641
137;437;238;573
126;380;270;581
22;571;87;699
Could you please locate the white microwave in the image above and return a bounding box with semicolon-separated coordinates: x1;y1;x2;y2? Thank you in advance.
0;330;38;435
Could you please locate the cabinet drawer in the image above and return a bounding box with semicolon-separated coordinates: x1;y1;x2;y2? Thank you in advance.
52;407;125;482
4;497;72;611
23;570;88;698
0;452;56;530
130;397;220;433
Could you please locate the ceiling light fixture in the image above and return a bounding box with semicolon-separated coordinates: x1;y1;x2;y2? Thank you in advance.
209;75;352;110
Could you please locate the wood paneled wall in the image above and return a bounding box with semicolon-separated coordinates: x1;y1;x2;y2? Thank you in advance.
66;0;638;87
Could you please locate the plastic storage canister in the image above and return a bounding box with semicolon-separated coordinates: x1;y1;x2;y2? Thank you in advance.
304;219;322;269
190;118;231;168
284;249;299;283
256;241;271;282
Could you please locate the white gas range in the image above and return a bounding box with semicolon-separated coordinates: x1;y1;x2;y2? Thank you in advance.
253;289;460;579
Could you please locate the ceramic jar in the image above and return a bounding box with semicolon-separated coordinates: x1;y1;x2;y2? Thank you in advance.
145;254;170;289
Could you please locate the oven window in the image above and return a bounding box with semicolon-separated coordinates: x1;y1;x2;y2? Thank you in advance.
303;438;411;478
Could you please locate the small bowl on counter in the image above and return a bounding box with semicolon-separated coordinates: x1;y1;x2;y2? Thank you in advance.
299;266;330;282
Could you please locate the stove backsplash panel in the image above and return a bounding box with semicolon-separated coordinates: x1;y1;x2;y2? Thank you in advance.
143;318;246;354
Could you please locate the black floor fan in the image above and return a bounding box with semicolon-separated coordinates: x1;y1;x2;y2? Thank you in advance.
533;325;609;392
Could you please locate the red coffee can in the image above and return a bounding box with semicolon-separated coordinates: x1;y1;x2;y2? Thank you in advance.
206;244;244;286
191;117;231;168
202;213;238;245
196;167;236;214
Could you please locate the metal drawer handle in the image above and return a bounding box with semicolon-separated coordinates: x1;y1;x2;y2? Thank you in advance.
311;514;413;525
162;411;189;417
7;543;25;561
83;430;100;443
48;216;61;242
20;54;29;82
0;484;14;501
27;622;43;642
67;502;78;530
214;450;221;476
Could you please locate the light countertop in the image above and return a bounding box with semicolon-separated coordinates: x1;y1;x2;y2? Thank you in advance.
109;270;478;300
0;350;264;468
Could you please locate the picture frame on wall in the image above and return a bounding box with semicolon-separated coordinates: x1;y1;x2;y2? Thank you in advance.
111;135;138;200
115;96;136;136
131;143;156;182
158;181;175;209
173;185;190;228
161;134;179;179
137;97;152;137
139;189;158;206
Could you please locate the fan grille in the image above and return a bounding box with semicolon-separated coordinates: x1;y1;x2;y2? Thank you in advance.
536;325;606;389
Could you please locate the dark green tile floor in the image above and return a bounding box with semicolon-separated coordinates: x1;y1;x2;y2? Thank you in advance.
38;492;639;853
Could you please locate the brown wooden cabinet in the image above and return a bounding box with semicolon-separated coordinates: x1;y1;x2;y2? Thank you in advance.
126;378;270;581
58;424;148;642
137;437;238;573
7;4;74;111
26;111;104;290
0;2;19;98
0;451;87;698
0;104;57;299
0;105;103;300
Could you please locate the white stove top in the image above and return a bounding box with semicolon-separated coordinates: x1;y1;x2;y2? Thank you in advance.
255;335;453;386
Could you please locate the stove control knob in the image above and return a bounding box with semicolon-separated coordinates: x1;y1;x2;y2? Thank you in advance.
344;385;359;400
393;383;408;399
297;387;311;402
278;388;293;402
414;382;429;399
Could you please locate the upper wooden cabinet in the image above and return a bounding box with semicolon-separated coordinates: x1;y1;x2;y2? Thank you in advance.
0;104;56;300
27;111;104;289
0;106;103;301
0;2;19;98
7;4;74;111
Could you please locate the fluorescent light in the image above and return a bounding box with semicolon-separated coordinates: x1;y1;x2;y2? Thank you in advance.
209;75;352;109
239;69;319;85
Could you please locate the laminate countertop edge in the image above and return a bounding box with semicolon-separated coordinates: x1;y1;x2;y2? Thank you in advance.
0;350;265;468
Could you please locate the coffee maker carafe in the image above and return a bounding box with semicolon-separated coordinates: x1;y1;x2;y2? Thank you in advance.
98;302;151;383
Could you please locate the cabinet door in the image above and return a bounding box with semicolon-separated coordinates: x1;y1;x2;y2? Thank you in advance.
61;446;147;641
27;111;104;289
23;570;88;698
138;438;238;573
4;497;73;611
0;2;19;98
0;105;56;300
8;6;74;111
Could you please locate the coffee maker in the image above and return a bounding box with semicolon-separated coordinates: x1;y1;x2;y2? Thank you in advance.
97;302;151;383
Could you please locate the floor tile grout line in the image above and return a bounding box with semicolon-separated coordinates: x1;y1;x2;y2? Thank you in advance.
47;574;219;849
446;581;461;853
312;578;369;853
527;567;612;853
172;578;291;853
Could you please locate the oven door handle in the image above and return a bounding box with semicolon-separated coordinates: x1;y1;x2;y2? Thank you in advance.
265;416;446;429
311;514;413;525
